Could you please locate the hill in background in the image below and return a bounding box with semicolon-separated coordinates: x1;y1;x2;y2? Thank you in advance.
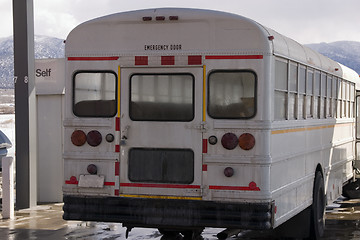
0;35;64;88
305;41;360;75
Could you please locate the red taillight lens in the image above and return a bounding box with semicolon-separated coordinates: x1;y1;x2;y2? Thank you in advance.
239;133;255;150
224;167;234;177
169;16;179;21
71;130;87;146
87;164;98;175
142;16;152;21
221;133;238;150
87;130;102;147
156;16;165;21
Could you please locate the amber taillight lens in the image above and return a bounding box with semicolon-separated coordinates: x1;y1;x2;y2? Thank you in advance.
71;130;87;146
221;133;238;150
239;133;255;150
87;130;102;147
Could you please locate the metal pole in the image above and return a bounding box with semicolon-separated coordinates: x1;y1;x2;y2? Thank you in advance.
2;156;15;219
12;0;37;209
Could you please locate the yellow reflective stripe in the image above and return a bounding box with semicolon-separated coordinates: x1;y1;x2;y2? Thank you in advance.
117;66;121;117
120;194;202;200
271;123;350;135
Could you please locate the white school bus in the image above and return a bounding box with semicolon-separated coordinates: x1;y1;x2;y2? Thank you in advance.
62;8;360;239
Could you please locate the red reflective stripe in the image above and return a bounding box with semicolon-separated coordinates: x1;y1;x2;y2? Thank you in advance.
202;164;208;171
65;180;78;185
115;189;120;196
115;117;120;131
188;55;202;65
209;185;260;191
135;56;148;65
202;139;208;153
65;180;115;186
68;56;119;61
205;55;263;60
115;162;120;176
115;145;120;152
161;56;175;65
104;182;115;186
120;183;201;189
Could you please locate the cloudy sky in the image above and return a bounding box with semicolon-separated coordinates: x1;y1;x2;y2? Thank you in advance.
1;0;359;44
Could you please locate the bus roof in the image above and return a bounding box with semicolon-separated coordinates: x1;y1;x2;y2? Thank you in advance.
66;8;359;84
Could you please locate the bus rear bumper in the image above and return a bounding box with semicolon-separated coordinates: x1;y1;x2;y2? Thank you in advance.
63;195;274;230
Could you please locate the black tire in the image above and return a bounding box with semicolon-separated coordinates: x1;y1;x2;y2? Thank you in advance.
343;179;360;199
309;171;325;239
181;229;204;240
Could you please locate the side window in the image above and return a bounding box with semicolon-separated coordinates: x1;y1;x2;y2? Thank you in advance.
130;74;194;121
208;70;257;119
306;69;314;118
289;62;298;119
73;71;117;117
274;60;288;120
314;71;321;118
298;65;306;119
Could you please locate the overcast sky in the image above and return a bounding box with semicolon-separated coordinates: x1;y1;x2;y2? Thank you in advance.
1;0;359;44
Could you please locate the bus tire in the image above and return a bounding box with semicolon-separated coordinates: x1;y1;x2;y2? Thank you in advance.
309;171;325;239
343;179;360;199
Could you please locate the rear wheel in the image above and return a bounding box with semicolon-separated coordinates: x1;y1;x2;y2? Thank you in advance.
309;171;325;239
158;229;182;240
181;229;204;240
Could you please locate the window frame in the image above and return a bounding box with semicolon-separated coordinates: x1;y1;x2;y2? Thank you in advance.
129;73;195;122
207;69;257;120
72;70;117;118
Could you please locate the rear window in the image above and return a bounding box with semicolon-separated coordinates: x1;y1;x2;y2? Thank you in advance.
128;148;194;184
208;70;257;119
130;73;194;121
73;71;117;117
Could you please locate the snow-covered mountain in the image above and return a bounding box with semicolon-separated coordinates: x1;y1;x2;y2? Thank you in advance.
305;41;360;75
0;37;359;89
0;35;65;88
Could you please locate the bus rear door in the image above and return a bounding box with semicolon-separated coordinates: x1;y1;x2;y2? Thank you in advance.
119;67;205;199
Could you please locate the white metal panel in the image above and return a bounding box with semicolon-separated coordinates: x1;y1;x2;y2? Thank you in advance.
37;95;64;202
66;8;271;57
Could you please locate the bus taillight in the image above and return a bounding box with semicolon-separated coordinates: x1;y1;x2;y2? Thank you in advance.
87;164;98;175
239;133;255;150
87;130;102;147
71;130;87;146
224;167;234;177
221;133;238;150
208;135;218;145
